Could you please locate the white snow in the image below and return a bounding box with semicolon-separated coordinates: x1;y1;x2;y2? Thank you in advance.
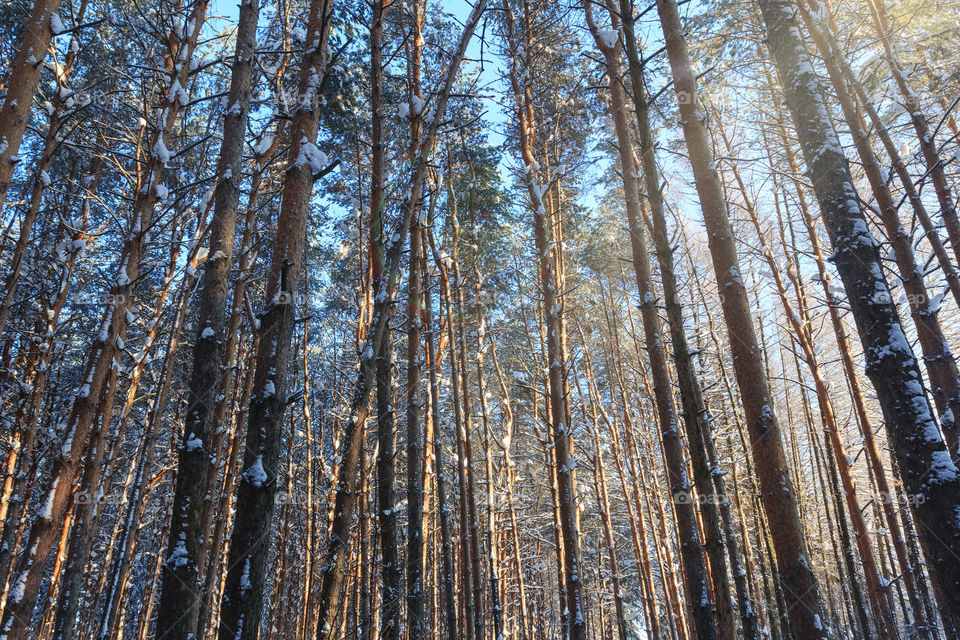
41;478;59;519
243;455;268;487
240;558;252;592
152;138;170;165
597;28;619;48
50;13;65;35
253;134;274;156
168;540;189;567
295;138;327;173
411;94;426;115
184;433;203;451
9;571;28;603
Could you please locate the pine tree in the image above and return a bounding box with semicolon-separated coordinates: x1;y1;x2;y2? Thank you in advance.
757;0;960;632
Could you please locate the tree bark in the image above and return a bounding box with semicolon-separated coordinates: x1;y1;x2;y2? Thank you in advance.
215;0;333;637
757;0;960;633
312;6;487;635
653;0;831;636
585;5;719;639
0;0;61;208
156;0;260;633
0;3;210;634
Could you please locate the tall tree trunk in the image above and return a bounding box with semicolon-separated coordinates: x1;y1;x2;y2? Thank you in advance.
652;0;831;636
0;0;62;209
500;3;586;635
451;222;485;640
49;370;117;640
577;328;628;640
313;6;487;635
423;229;459;640
156;0;260;633
474;277;504;640
732;140;897;640
585;5;718;639
757;0;960;634
405;2;428;636
488;329;532;640
433;205;477;640
768;105;937;638
0;3;210;634
215;0;332;637
368;4;402;638
794;0;960;464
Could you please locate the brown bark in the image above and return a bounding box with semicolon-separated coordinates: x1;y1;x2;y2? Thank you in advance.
423;233;459;640
577;327;629;640
312;6;487;635
215;0;333;635
475;293;504;640
584;6;718;639
0;0;62;208
652;0;831;636
757;0;960;633
405;3;428;636
368;4;402;638
500;3;586;635
0;3;210;634
156;0;261;632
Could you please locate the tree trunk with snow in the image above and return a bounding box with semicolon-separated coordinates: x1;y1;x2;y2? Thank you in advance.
405;3;428;636
156;0;261;634
500;2;587;636
215;0;332;638
585;5;719;639
757;0;960;633
0;3;210;635
653;0;831;637
797;0;960;466
423;232;460;640
312;6;487;636
0;0;63;209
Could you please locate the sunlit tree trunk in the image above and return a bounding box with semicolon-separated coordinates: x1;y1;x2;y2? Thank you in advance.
585;5;718;638
757;0;960;634
216;0;333;636
652;0;831;636
405;3;428;636
156;0;261;632
313;7;487;635
0;0;63;209
0;3;210;633
423;229;459;640
500;3;586;635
